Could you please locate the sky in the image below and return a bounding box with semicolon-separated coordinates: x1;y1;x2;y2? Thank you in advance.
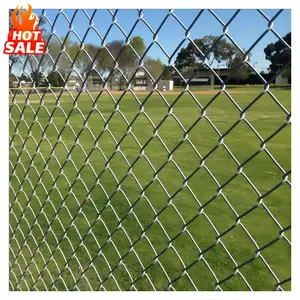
30;9;291;72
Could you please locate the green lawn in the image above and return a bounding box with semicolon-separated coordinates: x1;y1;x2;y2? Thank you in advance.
9;87;291;291
172;84;291;92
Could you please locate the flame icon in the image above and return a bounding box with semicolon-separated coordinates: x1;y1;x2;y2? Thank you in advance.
10;4;38;31
4;4;46;55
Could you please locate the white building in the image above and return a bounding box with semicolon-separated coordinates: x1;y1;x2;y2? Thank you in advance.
157;80;173;91
275;74;289;85
133;69;173;91
133;70;149;91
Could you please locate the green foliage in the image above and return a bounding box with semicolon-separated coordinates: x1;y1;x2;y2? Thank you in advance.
30;70;44;86
264;32;291;73
105;36;146;71
9;28;153;90
47;71;64;87
105;36;146;89
175;35;237;70
46;35;77;78
130;36;146;56
162;65;174;80
228;50;252;84
95;47;112;75
144;58;164;80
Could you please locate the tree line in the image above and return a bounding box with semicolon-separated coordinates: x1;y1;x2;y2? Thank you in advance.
174;32;291;84
8;10;171;89
174;35;252;84
9;11;172;90
9;10;291;87
263;32;291;82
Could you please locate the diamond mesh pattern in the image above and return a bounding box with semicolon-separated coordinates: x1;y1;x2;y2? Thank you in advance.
9;9;291;291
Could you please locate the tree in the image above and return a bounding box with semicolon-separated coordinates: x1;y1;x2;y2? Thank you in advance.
264;32;291;73
47;71;64;87
106;36;146;90
229;49;252;84
144;58;164;80
95;47;112;76
175;35;236;71
46;35;80;82
106;36;145;70
162;65;174;80
48;41;107;80
122;36;146;86
127;36;146;66
30;69;43;86
9;55;20;75
68;42;91;76
105;40;124;89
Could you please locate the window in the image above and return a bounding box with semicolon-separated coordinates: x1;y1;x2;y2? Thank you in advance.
136;71;145;77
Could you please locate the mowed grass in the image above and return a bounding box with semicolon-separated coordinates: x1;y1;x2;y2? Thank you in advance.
9;87;291;291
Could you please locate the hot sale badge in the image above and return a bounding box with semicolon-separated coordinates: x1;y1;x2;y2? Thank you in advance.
3;4;46;54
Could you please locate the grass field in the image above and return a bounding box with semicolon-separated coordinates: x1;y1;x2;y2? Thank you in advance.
9;87;291;291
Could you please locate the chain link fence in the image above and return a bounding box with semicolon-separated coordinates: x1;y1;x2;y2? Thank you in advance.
9;9;291;291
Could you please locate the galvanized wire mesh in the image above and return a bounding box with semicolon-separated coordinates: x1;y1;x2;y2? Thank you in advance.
9;9;291;291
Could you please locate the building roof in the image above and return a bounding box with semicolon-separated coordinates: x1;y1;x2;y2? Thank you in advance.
173;76;209;82
190;78;209;82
